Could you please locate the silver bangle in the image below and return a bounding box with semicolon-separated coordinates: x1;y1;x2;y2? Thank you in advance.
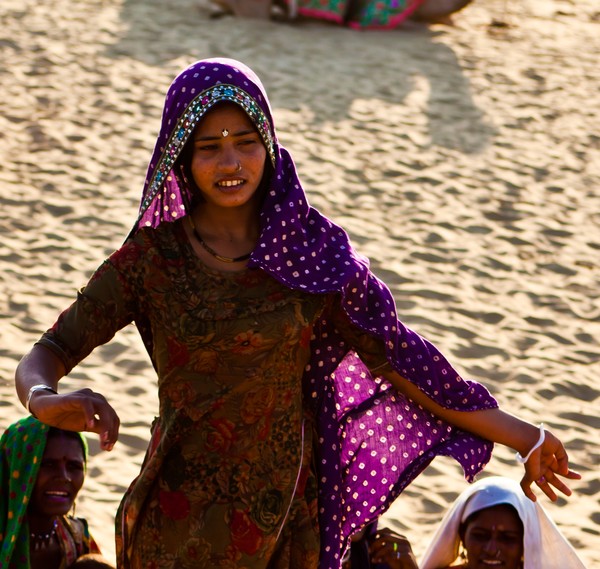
25;384;57;416
515;423;545;464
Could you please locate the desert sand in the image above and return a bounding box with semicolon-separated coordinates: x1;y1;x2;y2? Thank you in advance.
0;0;598;566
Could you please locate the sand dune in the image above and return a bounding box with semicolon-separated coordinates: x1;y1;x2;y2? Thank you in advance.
1;0;598;566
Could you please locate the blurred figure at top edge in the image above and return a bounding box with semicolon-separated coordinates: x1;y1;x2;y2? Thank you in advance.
208;0;473;27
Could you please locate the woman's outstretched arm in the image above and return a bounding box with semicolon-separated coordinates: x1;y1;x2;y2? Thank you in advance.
383;369;581;502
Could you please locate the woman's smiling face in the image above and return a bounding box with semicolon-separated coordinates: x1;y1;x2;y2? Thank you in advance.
29;431;85;518
190;102;267;210
463;505;524;569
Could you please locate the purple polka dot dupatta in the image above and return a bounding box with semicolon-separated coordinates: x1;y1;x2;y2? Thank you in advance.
133;58;498;568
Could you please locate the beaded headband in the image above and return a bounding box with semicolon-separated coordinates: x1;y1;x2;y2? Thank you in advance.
139;84;276;223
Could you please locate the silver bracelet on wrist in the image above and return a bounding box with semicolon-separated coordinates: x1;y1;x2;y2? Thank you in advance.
515;423;545;464
25;384;57;417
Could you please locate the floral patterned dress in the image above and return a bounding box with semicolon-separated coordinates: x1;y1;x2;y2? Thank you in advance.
38;221;389;569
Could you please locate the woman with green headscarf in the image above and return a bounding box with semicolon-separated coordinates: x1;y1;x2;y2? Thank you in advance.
0;415;110;569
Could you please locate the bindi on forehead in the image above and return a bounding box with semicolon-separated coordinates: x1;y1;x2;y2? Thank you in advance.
194;127;257;142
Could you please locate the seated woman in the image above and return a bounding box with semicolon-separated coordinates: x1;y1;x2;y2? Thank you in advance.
419;476;586;569
0;415;114;569
209;0;472;27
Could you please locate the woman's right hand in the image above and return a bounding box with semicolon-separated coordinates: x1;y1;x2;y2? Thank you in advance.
28;387;120;451
16;345;121;451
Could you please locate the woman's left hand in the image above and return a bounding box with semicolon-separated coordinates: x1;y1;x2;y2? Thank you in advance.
369;527;419;569
521;428;581;502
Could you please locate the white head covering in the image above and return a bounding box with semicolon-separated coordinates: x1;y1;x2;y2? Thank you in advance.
419;476;586;569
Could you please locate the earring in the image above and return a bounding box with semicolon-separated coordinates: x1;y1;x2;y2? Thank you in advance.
179;164;189;185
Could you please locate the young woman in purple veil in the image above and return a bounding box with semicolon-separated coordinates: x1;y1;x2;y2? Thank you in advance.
15;58;579;569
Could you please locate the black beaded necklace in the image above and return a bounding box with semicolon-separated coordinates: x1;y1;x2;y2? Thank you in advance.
188;217;252;263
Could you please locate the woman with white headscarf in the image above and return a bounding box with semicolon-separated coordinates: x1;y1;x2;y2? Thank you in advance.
420;476;586;569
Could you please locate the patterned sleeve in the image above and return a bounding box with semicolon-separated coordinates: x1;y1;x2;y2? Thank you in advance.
56;516;103;565
324;295;392;375
76;517;102;555
36;239;142;374
84;528;102;556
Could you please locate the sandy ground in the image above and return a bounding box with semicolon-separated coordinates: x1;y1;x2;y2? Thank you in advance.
0;0;598;566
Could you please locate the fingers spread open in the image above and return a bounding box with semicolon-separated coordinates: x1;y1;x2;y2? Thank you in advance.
536;475;558;501
520;477;537;502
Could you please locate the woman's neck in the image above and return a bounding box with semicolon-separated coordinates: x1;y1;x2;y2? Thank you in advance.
191;202;260;241
186;203;260;270
28;513;59;535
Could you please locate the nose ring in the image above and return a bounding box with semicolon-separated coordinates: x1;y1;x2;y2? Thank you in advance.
236;162;241;172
